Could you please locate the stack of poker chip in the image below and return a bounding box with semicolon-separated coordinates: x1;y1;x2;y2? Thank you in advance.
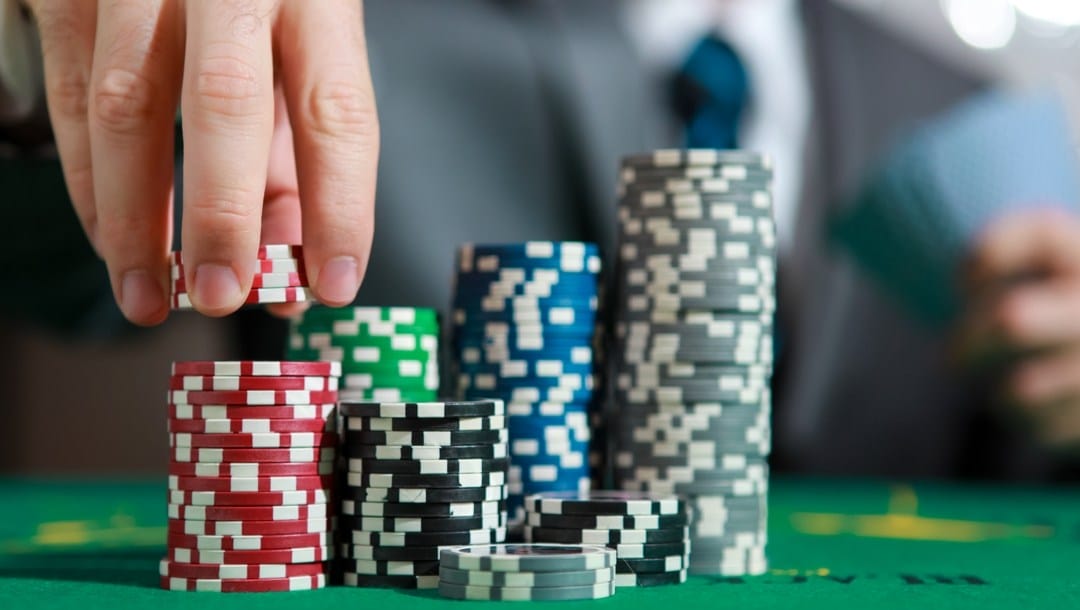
163;360;341;593
611;149;774;577
337;400;510;589
450;242;603;522
438;544;617;601
523;491;689;587
287;306;440;401
170;245;313;310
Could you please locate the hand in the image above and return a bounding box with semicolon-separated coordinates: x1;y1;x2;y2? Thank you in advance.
25;0;379;324
959;209;1080;450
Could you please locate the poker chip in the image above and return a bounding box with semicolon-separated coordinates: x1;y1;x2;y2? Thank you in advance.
438;566;615;588
168;404;336;421
613;570;688;588
342;573;440;589
166;531;331;551
167;503;331;522
338;544;447;562
168;375;337;391
171;271;307;292
345;457;509;475
167;489;331;507
158;558;328;580
167;546;334;565
345;471;507;489
171;257;303;278
345;527;508;547
524;512;689;531
525;491;685;516
615;555;688;574
340;513;506;534
438;544;616;572
171;287;315;309
171;361;341;377
342;484;508;504
159;574;327;592
168;518;334;536
339;400;505;419
613;150;772;577
168;389;339;406
344;559;441;576
524;525;688;545
343;429;507;447
343;414;505;432
343;442;508;461
437;581;615;601
167;460;333;478
167;474;335;493
169;432;338;449
167;418;334;434
341;500;505;518
170;446;336;463
169;244;304;264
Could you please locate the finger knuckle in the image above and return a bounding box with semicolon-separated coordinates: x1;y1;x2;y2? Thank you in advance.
47;71;89;120
91;67;159;135
303;79;379;144
186;184;260;228
190;53;265;122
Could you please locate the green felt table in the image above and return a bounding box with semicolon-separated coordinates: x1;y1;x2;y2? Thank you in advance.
1;477;1077;609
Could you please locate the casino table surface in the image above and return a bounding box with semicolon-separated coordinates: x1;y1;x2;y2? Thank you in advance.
1;477;1077;609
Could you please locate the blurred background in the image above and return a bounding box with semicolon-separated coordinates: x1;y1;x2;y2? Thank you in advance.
2;0;1080;479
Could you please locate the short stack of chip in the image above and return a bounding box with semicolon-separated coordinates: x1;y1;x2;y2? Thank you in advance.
162;360;341;593
170;245;314;310
523;491;690;587
611;149;774;576
438;544;617;600
337;399;510;589
287;306;440;401
450;242;603;522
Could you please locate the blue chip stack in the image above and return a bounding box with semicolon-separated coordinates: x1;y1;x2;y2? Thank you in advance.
450;242;604;523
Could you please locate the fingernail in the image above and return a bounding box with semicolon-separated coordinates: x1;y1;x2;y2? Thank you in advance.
194;263;243;311
317;256;359;305
120;270;166;322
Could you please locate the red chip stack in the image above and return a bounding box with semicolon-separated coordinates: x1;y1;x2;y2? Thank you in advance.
169;245;313;310
162;360;341;593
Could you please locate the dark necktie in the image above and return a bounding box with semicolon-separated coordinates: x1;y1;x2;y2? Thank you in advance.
671;34;750;149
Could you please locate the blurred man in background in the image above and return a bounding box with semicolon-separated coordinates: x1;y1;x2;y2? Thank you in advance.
1;0;1078;481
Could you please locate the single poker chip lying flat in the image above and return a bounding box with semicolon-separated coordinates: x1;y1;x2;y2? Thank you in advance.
167;546;333;565
524;511;688;530
158;558;328;580
438;566;614;588
342;428;507;447
525;526;688;545
345;457;508;475
170;446;335;463
343;485;507;504
168;517;333;536
166;531;331;551
171;287;315;309
338;544;445;562
338;400;504;419
167;488;331;507
168;403;336;421
168;418;334;434
344;527;506;548
159;573;327;592
169;432;338;449
344;443;507;461
168;389;338;406
339;513;505;534
167;503;331;522
614;569;688;587
343;559;440;576
167;460;333;478
525;491;685;516
616;554;688;574
169;375;335;391
438;543;616;572
611;541;690;559
341;573;439;589
171;361;341;378
167;474;333;493
437;581;615;601
344;415;505;432
341;499;504;518
344;470;506;489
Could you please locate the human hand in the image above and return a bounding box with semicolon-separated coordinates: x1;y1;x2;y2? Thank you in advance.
959;209;1080;450
25;0;378;324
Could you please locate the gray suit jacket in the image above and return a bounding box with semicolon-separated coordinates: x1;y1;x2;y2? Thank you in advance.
359;0;1073;480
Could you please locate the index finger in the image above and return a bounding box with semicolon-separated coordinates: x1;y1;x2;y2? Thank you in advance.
278;0;377;307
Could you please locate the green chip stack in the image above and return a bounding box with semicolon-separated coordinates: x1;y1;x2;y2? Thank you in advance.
287;306;441;401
